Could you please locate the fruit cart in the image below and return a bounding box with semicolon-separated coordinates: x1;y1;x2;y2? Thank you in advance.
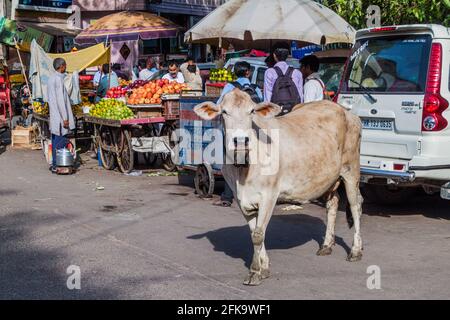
177;95;222;197
84;115;172;174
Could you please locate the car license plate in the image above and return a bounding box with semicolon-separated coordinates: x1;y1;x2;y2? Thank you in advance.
361;118;393;130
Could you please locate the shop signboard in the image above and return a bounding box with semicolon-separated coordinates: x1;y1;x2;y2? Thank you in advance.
63;37;74;52
0;17;54;52
18;0;73;13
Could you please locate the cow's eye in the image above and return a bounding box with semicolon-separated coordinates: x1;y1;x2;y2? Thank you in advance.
250;109;255;115
222;110;228;115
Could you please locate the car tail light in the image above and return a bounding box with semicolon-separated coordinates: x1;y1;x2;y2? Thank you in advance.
422;43;449;132
369;27;397;33
394;164;405;171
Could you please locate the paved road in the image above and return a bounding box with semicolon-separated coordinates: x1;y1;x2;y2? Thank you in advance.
0;149;449;299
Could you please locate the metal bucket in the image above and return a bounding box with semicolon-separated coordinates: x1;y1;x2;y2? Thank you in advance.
56;147;74;167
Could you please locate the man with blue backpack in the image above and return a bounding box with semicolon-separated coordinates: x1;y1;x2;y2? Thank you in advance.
217;61;263;104
213;61;262;207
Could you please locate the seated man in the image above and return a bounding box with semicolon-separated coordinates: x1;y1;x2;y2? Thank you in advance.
162;61;185;83
180;57;202;90
139;57;158;81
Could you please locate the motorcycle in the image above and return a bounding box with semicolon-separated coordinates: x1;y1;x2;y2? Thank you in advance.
10;84;32;128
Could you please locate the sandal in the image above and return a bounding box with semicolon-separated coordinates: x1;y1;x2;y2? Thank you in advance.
213;200;232;207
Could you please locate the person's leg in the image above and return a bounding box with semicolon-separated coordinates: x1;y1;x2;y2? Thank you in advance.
214;181;233;207
52;134;68;168
221;182;233;203
51;134;57;169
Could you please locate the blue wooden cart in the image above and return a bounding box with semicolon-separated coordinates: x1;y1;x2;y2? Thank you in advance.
178;95;223;197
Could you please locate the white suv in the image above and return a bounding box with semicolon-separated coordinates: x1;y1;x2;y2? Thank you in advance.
336;24;450;203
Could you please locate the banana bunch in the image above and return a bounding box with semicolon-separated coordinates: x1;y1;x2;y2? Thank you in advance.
33;101;49;115
72;104;84;117
82;95;90;104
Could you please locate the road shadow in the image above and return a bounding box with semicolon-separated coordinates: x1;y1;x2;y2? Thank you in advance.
188;213;351;268
0;189;19;196
0;208;120;299
362;193;450;221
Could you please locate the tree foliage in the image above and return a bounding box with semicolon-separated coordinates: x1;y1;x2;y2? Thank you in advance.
321;0;450;29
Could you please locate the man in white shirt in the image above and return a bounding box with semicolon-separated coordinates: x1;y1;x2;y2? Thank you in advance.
47;58;75;173
138;58;158;81
300;55;325;103
162;61;185;83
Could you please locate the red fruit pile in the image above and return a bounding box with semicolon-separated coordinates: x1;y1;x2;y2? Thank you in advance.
106;86;128;99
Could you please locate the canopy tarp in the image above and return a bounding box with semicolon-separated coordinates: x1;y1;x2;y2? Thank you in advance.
75;11;181;45
48;42;110;73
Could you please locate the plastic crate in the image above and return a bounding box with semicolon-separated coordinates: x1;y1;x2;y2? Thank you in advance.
163;99;180;120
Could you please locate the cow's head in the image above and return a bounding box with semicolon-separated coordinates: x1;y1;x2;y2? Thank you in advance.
194;89;281;167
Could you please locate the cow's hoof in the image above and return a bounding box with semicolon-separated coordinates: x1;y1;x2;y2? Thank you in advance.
261;268;271;279
347;251;363;262
316;246;333;256
243;272;262;286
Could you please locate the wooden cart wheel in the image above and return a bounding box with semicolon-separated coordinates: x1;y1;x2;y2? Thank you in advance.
142;124;158;166
160;123;177;172
194;164;215;198
99;125;116;170
116;129;134;174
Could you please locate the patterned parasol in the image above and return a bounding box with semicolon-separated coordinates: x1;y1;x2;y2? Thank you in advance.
75;11;181;45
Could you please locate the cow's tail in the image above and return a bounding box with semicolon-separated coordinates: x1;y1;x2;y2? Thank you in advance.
345;202;354;229
338;181;354;229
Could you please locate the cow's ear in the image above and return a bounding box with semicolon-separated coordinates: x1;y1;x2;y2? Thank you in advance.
194;102;221;120
254;102;282;118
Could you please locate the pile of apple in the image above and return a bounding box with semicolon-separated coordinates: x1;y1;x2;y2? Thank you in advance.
127;79;189;105
106;86;128;99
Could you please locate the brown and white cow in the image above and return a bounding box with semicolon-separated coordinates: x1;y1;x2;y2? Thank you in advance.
194;89;363;286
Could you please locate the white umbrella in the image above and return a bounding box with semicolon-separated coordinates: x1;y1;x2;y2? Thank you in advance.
185;0;355;46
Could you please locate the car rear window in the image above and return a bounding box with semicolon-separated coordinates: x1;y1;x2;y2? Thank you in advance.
343;34;432;93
